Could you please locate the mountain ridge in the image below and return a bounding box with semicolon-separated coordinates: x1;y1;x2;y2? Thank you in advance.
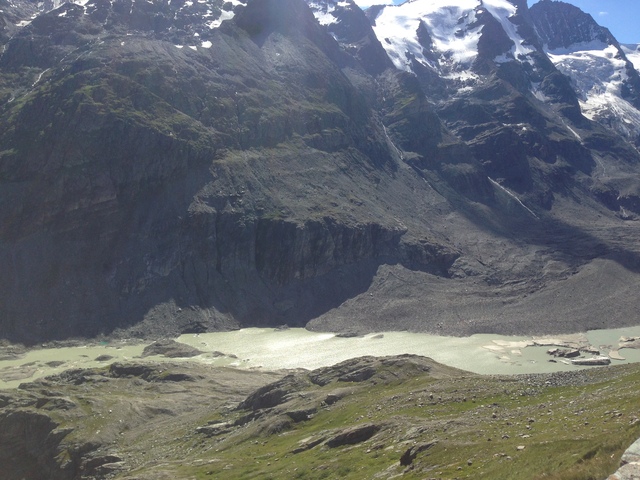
1;0;640;343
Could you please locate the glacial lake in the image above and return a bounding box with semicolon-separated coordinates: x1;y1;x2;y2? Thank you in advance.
2;326;640;389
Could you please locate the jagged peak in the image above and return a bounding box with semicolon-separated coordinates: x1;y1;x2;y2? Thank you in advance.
529;0;615;51
530;1;640;147
365;0;536;80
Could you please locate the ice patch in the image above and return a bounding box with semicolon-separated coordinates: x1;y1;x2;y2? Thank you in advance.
208;9;235;28
530;81;548;102
483;0;534;60
308;2;337;26
621;44;640;72
548;41;640;145
547;43;628;106
372;0;481;73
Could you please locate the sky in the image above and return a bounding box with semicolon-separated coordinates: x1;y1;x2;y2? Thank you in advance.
527;0;639;44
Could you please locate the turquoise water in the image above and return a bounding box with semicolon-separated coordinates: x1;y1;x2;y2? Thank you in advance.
2;326;640;389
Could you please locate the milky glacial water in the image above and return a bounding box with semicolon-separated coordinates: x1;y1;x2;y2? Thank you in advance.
2;326;640;389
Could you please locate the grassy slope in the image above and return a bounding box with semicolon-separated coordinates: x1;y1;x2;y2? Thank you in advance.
69;358;640;480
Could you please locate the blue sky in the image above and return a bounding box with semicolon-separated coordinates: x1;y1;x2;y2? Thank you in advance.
527;1;639;44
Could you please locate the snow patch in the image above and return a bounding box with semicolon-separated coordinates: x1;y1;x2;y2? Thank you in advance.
548;41;640;145
308;2;338;26
547;43;628;105
372;0;481;73
621;44;640;71
488;177;539;220
372;0;533;75
483;0;534;60
208;8;235;28
530;82;549;103
201;40;212;48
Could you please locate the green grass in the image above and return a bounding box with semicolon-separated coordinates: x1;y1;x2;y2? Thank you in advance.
142;365;640;480
24;359;640;480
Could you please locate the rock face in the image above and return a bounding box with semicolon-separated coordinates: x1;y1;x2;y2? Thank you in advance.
0;410;72;480
530;0;615;50
608;437;640;480
530;1;640;144
1;0;640;343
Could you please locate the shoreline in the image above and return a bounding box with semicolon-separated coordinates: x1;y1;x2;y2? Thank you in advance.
2;326;640;390
3;321;640;353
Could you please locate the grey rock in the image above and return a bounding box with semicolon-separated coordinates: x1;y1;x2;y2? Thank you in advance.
325;423;381;448
608;437;640;479
400;441;437;466
141;340;203;358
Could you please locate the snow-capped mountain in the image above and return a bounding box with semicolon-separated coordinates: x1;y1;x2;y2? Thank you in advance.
371;0;535;76
2;0;640;344
306;0;640;149
530;0;640;148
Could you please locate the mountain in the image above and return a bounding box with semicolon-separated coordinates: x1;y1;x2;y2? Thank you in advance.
530;0;640;149
1;0;640;344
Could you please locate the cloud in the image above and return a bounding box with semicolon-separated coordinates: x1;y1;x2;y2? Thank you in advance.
598;11;609;16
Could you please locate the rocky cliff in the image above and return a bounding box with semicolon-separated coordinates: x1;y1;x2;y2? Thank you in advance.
1;0;640;343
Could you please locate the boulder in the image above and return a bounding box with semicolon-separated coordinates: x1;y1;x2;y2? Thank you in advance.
141;340;203;358
608;437;640;480
326;423;381;448
400;441;437;466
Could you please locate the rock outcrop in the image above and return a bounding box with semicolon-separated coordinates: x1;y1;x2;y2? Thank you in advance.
608;437;640;480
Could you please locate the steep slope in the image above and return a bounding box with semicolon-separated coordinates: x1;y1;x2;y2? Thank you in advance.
528;0;640;216
1;0;640;343
530;0;640;148
0;0;460;343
